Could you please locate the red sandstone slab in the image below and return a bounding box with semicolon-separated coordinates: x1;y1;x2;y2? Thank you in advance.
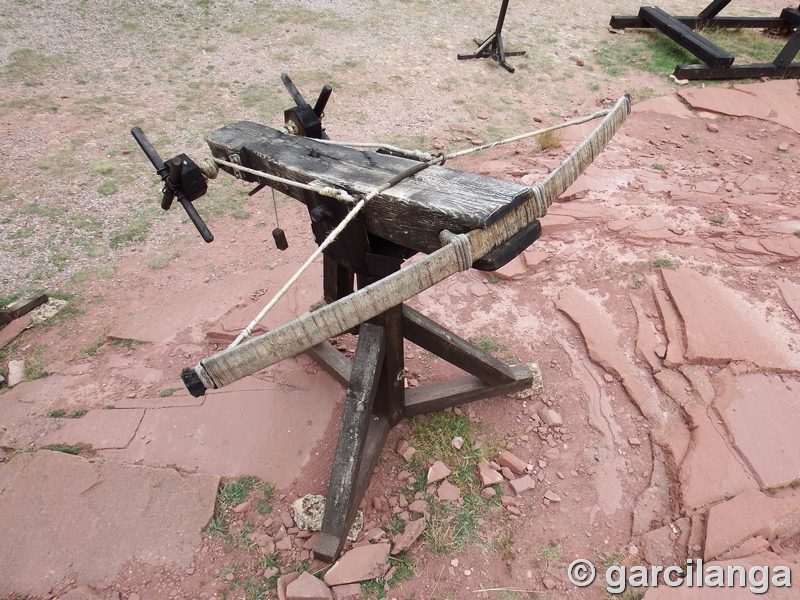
704;489;800;560
323;542;390;586
715;372;800;489
679;405;758;510
661;268;800;371
632;95;693;118
777;279;800;321
677;87;771;120
733;80;800;134
206;262;324;343
39;408;145;450
0;450;218;597
648;275;685;369
107;371;339;488
0;315;32;350
630;296;661;373
556;287;665;429
107;269;280;344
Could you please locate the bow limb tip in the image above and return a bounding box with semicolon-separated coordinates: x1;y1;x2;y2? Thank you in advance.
181;366;208;397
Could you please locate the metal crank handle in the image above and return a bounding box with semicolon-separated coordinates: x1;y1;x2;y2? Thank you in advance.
132;127;175;209
131;127;168;179
280;72;307;107
166;157;213;242
178;195;214;243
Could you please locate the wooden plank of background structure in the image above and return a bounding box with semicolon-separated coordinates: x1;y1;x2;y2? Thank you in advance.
674;62;800;79
315;323;385;562
774;9;800;67
610;15;785;29
639;6;734;68
698;0;733;20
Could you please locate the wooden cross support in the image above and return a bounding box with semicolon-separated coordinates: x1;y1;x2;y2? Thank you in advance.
306;254;533;562
610;1;800;80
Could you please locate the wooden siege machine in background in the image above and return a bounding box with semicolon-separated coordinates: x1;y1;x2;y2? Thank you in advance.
611;0;800;80
132;76;630;562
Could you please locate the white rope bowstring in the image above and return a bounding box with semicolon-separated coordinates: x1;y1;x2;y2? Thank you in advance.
302;108;612;162
213;158;356;203
227;169;415;348
225;108;613;348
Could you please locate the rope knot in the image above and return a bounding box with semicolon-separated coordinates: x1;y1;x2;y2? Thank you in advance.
440;230;473;272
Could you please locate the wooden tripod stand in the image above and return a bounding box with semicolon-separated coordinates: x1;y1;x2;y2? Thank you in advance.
307;254;533;561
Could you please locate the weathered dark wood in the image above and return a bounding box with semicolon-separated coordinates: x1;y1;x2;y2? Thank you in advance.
783;8;800;26
304;188;372;275
698;0;733;21
404;364;533;416
306;341;352;386
373;304;405;426
1;292;48;321
639;6;734;68
773;10;800;67
473;219;541;271
402;305;518;386
323;254;353;304
674;62;800;79
609;16;785;29
207;122;534;254
316;323;385;562
314;416;389;561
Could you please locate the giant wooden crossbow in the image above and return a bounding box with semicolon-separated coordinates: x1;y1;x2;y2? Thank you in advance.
133;75;630;561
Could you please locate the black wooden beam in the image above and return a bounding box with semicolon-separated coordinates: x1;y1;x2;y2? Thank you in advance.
315;323;385;562
372;304;405;426
402;305;518;385
674;62;800;79
698;0;733;21
404;364;532;416
306;341;353;386
610;16;785;30
773;28;800;68
639;6;734;68
323;254;354;305
783;8;800;26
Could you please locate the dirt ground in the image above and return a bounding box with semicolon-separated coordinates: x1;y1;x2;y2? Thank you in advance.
1;1;800;599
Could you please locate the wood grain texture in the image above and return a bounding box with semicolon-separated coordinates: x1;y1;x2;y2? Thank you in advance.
207;122;533;254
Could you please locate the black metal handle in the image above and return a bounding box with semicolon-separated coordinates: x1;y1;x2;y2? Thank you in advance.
314;85;332;117
170;157;213;242
131;127;168;179
179;196;214;243
281;73;307;107
131;129;214;243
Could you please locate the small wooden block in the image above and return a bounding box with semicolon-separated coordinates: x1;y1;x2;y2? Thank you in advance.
1;292;48;321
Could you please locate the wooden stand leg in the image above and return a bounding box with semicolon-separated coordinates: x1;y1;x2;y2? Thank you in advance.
314;323;386;562
308;303;535;562
372;304;405;426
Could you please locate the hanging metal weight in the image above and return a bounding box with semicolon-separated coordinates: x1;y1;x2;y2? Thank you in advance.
272;228;289;250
